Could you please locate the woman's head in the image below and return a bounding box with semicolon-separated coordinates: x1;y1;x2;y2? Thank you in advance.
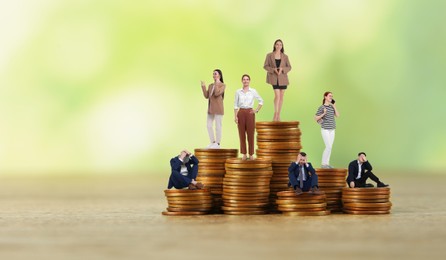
213;69;223;83
322;91;333;104
273;39;284;53
241;74;250;87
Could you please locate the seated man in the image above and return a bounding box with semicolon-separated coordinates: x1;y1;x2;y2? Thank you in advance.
288;152;320;195
168;149;204;190
347;152;389;188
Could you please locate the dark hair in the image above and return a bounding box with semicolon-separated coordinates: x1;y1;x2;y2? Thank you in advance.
358;152;367;157
214;69;224;99
322;91;332;105
299;152;307;157
214;69;224;83
273;39;284;53
241;74;250;81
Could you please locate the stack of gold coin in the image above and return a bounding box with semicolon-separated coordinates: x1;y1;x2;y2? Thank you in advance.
222;158;272;215
342;187;392;214
255;121;302;212
315;168;348;213
276;191;330;216
194;149;238;213
162;189;213;216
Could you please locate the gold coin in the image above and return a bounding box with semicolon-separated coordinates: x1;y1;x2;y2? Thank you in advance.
277;202;327;208
162;211;208;216
194;148;238;153
342;187;390;193
343;209;390;215
276;199;325;205
225;170;273;175
226;158;271;164
342;198;390;203
166;207;211;212
164;189;210;194
223;211;268;215
281;211;330;216
167;199;212;204
342;194;390;199
256;121;299;126
343;202;392;208
277;191;326;197
257;142;302;149
278;207;327;212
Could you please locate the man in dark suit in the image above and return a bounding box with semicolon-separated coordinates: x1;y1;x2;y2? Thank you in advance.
288;152;320;195
168;149;204;190
347;152;389;188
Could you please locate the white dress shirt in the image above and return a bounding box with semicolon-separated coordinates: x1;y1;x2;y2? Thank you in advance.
234;87;264;109
356;160;362;179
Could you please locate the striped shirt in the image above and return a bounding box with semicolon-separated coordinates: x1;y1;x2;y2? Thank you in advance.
316;105;336;130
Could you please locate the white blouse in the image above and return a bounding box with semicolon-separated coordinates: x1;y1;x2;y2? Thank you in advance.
234;87;264;109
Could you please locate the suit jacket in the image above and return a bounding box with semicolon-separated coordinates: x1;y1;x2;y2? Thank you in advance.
288;162;316;181
347;160;373;182
263;52;291;86
170;155;199;175
202;82;225;115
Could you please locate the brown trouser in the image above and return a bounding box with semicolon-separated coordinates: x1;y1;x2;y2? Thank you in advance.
237;108;255;155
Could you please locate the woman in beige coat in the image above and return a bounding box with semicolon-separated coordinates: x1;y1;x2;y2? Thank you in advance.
263;39;292;121
201;69;225;148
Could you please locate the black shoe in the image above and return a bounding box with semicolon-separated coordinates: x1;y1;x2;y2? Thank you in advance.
294;187;303;195
365;183;374;188
377;182;389;187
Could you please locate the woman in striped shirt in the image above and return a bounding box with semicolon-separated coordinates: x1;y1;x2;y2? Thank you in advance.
314;91;339;168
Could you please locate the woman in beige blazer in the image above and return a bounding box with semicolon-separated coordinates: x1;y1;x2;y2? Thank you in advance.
201;69;226;148
263;39;292;121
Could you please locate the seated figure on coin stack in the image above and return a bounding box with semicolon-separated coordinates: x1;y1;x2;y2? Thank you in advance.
168;149;204;190
347;152;389;188
288;152;320;195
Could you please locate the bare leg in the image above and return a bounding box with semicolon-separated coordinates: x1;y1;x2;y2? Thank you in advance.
277;89;286;121
273;89;280;121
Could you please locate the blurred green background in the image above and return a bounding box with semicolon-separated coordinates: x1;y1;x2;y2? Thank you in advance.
0;0;445;175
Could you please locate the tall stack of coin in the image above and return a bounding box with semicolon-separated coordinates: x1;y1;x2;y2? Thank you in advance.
194;149;238;213
162;189;213;216
315;168;348;213
342;187;392;214
276;191;330;216
222;158;273;215
255;121;302;212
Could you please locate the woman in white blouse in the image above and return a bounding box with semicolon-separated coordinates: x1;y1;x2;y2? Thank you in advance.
234;74;264;160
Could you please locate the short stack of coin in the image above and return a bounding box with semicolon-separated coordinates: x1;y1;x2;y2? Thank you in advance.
276;191;330;216
255;121;302;212
316;168;348;213
194;149;238;213
162;189;213;216
342;187;392;215
222;158;272;215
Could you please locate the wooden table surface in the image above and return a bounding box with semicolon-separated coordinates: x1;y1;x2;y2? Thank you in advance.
0;172;444;260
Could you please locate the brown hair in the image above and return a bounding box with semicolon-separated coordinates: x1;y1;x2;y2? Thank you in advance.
322;91;332;105
273;39;284;53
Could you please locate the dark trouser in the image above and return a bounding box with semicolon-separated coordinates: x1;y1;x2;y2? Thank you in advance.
348;171;381;188
168;165;199;189
288;173;319;192
237;108;255;155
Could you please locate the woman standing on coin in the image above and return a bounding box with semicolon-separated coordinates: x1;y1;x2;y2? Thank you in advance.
263;39;291;121
314;91;339;168
234;74;264;160
201;69;226;149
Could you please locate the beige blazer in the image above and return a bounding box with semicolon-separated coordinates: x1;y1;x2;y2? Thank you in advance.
202;82;225;115
263;52;292;86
